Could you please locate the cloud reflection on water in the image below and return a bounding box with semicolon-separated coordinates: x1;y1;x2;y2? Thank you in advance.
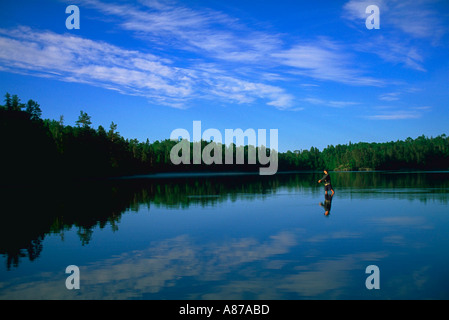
0;228;388;299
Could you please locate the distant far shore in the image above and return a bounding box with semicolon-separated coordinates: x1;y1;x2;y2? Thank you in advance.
113;169;449;180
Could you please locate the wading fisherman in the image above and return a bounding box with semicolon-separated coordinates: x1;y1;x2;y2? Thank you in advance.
318;169;335;196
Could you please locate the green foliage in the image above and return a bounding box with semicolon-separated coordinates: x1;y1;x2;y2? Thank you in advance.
75;110;92;128
279;135;449;171
1;92;448;184
25;99;42;121
3;93;11;110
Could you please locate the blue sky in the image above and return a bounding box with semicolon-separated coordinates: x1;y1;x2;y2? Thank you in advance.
0;0;448;152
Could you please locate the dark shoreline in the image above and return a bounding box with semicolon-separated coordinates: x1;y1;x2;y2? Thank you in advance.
2;169;449;188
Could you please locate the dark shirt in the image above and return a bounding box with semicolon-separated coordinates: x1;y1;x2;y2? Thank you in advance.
320;173;331;185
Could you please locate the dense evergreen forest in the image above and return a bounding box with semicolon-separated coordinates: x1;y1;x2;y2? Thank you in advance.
1;93;448;183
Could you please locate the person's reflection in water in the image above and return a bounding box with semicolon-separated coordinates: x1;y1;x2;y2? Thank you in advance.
319;193;333;216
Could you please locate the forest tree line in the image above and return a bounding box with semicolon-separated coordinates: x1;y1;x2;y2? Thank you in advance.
1;93;448;182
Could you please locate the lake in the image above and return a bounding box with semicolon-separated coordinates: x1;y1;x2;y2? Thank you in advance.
1;171;448;300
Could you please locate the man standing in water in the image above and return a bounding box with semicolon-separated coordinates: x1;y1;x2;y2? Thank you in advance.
318;169;335;196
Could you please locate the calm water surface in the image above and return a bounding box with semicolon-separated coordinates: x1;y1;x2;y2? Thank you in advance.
1;171;448;299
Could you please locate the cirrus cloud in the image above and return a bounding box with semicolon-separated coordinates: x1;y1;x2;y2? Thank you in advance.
0;26;293;109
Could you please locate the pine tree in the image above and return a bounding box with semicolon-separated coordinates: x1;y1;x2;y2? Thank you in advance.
25;99;42;121
75;110;92;128
4;92;12;110
11;94;25;111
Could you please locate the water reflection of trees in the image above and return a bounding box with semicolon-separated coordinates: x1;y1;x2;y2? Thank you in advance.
122;172;320;209
333;171;449;190
1;172;448;269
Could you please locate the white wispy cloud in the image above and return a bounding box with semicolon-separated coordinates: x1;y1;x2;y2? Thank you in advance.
365;106;431;120
378;87;422;102
379;92;402;102
343;0;386;21
355;35;427;72
387;0;447;42
272;39;384;86
0;26;194;107
79;0;280;64
79;0;387;86
366;111;421;120
303;97;359;108
343;0;447;41
0;26;292;109
342;0;447;71
3;0;436;111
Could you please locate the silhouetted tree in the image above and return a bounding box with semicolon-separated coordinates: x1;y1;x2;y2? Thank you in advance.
108;121;119;142
75;110;92;128
25;99;42;121
11;94;24;111
1;92;448;185
4;92;12;110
